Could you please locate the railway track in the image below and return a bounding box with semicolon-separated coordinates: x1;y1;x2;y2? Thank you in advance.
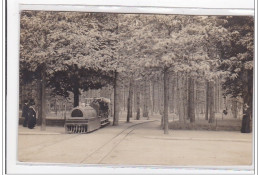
80;120;157;164
18;120;158;163
18;134;83;159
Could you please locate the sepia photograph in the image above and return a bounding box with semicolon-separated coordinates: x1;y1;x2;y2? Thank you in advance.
18;11;254;167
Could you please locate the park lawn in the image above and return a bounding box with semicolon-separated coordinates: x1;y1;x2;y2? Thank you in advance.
169;118;248;131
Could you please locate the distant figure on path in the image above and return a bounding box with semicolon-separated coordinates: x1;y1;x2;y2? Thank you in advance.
223;109;228;115
28;99;37;129
22;100;29;127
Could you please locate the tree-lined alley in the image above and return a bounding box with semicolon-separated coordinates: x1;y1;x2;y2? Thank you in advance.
20;12;254;133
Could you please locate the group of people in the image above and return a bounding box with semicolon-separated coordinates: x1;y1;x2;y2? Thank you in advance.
22;99;37;129
90;98;109;118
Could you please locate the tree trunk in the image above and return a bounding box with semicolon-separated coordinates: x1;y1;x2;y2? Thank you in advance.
136;83;141;120
64;101;67;119
55;99;58;115
231;98;238;118
152;81;155;113
195;81;199;118
113;71;119;126
73;81;80;107
127;78;134;122
20;85;23;110
183;75;188;120
241;70;252;133
123;81;125;111
216;79;220;113
37;80;42;126
241;90;252;133
205;81;209;120
40;64;46;131
163;69;169;134
208;81;215;123
188;77;195;123
149;81;153;116
143;78;149;118
175;73;179;118
110;86;113;117
133;83;135;114
172;77;175;114
158;80;162;114
178;75;185;122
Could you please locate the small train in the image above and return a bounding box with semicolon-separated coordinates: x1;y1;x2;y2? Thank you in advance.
65;97;110;133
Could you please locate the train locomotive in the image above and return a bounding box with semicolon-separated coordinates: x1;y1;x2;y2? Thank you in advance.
65;97;110;133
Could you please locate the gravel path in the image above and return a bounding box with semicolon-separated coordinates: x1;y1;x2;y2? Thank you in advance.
18;119;252;166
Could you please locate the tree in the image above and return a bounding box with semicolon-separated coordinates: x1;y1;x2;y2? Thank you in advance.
135;15;186;134
20;11;118;127
218;16;254;133
124;15;228;132
48;66;113;107
20;12;253;133
118;14;160;122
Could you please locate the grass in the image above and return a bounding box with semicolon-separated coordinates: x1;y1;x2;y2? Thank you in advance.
168;118;243;131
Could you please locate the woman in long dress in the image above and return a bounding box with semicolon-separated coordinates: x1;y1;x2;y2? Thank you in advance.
28;100;36;129
22;100;29;127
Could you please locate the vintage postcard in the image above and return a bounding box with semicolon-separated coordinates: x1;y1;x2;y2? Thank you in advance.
18;11;254;168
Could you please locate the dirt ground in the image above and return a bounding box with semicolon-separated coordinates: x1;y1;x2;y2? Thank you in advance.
18;114;253;167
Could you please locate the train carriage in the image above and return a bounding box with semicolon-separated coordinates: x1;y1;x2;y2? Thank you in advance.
65;97;110;133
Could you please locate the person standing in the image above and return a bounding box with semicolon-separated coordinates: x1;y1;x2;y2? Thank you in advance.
28;99;37;129
22;100;29;127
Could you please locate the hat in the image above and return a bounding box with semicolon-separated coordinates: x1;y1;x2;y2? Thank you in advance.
29;99;35;106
